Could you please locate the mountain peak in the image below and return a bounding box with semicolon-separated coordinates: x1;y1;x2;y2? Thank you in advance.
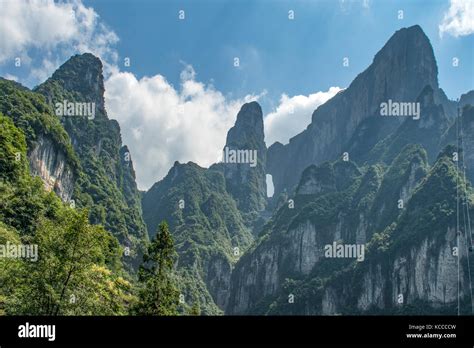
240;100;262;113
221;100;267;214
231;101;263;137
50;53;103;89
376;25;431;56
397;24;425;38
372;24;438;91
225;101;265;155
37;53;106;117
267;25;441;197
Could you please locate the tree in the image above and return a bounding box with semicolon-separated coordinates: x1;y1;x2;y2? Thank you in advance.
0;112;134;316
134;221;179;315
189;302;201;316
3;208;133;315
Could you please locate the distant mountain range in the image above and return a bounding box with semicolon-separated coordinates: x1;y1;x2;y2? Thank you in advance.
0;25;472;315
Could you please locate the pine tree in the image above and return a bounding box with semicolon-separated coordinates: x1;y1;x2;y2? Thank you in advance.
135;221;179;315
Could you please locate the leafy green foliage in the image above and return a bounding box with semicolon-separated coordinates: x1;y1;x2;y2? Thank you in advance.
5;209;133;315
0;78;79;171
134;222;180;315
0;80;156;317
0;114;28;183
0;115;134;315
0;113;63;235
368;144;429;235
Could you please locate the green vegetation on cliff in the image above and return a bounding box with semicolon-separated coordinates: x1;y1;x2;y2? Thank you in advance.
0;113;134;315
34;54;148;271
142;161;253;314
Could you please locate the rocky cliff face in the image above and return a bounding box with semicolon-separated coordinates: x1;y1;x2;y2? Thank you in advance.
227;159;369;314
296;163;336;195
459;90;474;108
267;25;440;196
227;26;473;315
322;155;471;315
216;101;267;216
323;229;465;314
227;148;428;314
0;78;79;204
367;145;429;234
228;147;472;315
28;134;75;201
366;85;451;165
441;105;474;184
140;101;273;312
34;54;148;271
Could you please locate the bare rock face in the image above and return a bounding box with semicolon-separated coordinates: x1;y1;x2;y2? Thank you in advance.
28;135;75;202
204;254;233;309
389;229;463;307
226;162;367;314
227;243;281;314
459;90;474;108
226;112;465;315
329;227;466;314
267;25;439;196
441;105;474;184
221;101;267;214
296;163;336;196
0;78;78;204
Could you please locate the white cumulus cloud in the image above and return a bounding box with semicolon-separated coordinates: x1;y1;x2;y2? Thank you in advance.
105;66;261;190
439;0;474;37
0;0;119;85
264;87;342;146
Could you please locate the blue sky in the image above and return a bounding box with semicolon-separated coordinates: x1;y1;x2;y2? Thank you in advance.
0;0;473;189
84;0;473;104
